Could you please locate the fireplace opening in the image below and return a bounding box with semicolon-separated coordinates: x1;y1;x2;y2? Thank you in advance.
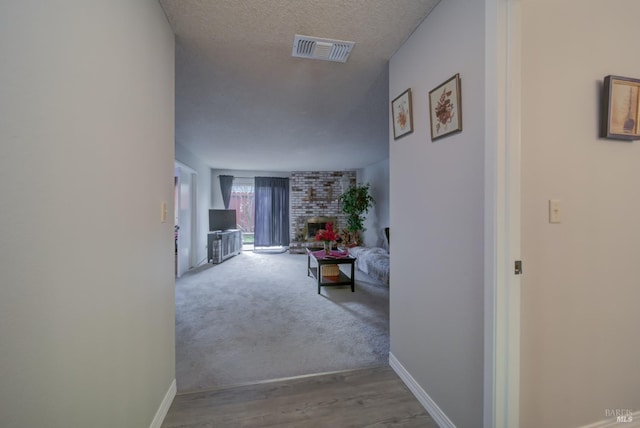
305;216;336;240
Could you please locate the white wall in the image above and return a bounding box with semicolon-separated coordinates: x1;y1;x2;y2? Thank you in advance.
520;1;640;427
0;1;175;427
359;159;390;248
389;0;485;426
176;143;212;265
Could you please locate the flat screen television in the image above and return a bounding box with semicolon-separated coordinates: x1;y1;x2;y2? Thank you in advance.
209;209;237;231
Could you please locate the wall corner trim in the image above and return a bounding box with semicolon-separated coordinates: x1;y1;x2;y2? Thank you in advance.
389;352;456;428
149;379;177;428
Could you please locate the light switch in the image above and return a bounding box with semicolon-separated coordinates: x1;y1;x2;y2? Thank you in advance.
161;201;168;223
549;199;561;223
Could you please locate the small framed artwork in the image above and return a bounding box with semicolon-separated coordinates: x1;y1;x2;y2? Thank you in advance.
601;75;640;140
429;73;462;141
391;88;414;140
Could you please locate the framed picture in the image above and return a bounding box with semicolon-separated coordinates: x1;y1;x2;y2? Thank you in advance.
601;75;640;140
429;73;462;141
391;88;414;140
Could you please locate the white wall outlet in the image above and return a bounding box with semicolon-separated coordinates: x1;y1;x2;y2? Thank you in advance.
549;199;561;223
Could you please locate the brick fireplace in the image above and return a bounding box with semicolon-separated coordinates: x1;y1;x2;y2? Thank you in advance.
289;171;356;252
305;216;336;240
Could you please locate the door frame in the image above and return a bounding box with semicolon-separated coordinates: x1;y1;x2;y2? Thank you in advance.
174;161;197;277
484;0;521;427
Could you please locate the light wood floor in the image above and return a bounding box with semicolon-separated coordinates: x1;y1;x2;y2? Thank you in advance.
161;366;438;427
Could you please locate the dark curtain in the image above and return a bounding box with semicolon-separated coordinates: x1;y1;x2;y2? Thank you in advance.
254;177;290;247
219;175;234;209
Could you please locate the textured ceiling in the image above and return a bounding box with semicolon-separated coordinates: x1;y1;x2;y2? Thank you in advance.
160;0;440;171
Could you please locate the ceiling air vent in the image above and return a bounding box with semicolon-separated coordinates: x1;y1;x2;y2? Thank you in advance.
292;35;355;63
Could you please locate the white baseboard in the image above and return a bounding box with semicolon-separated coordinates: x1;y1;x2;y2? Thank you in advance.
149;378;176;428
578;411;640;428
389;352;456;428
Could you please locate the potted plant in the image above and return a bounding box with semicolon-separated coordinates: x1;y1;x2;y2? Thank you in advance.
339;183;375;246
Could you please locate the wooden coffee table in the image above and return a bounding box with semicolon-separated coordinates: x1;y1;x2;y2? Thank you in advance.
307;248;356;294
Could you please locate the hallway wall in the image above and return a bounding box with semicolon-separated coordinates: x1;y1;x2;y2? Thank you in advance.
389;0;486;426
0;1;176;426
520;1;640;426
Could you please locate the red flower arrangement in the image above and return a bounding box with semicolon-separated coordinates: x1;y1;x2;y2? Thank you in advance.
315;222;339;242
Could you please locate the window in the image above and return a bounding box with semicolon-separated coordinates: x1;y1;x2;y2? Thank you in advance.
228;183;254;244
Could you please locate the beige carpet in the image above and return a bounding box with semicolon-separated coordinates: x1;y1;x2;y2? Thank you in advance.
175;251;389;393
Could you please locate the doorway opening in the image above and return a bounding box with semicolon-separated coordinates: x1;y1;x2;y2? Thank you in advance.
174;161;197;277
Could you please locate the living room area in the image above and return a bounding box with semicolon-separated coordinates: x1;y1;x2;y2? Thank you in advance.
173;154;392;393
167;0;400;399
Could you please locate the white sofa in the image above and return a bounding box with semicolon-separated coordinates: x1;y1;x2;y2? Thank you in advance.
348;228;390;285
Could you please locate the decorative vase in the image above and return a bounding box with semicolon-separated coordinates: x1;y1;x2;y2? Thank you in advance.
323;241;332;255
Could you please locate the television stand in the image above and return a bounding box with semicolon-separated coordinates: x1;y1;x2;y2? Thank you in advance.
208;229;242;264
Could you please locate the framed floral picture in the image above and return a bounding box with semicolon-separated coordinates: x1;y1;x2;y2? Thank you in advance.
429;74;462;141
601;75;640;140
391;88;414;140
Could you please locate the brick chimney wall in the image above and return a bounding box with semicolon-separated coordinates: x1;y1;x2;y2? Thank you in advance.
290;171;356;241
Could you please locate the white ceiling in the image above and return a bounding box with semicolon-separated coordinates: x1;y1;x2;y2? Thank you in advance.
160;0;440;171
